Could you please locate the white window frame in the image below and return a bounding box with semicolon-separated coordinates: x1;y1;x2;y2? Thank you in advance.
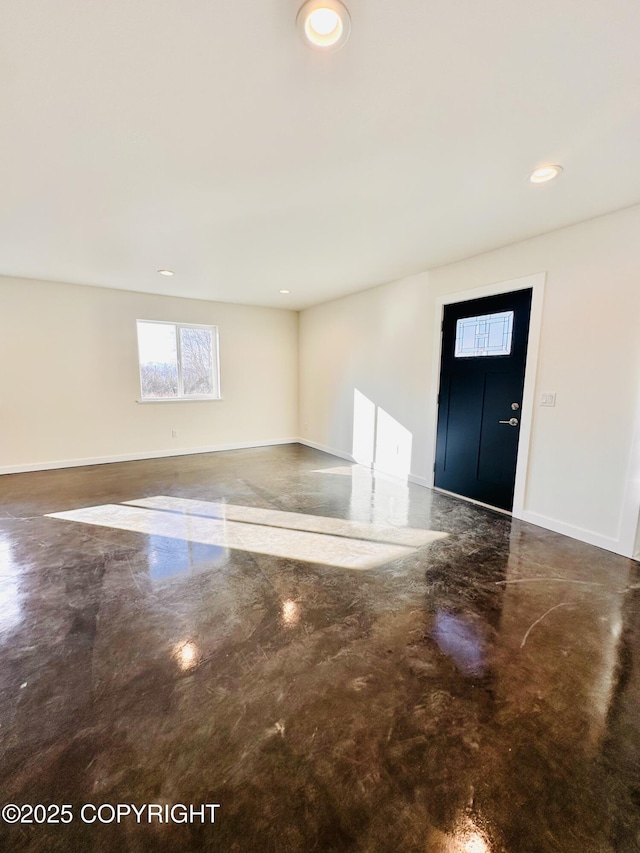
136;319;221;402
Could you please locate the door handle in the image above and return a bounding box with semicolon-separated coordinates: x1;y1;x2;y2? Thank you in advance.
499;418;519;426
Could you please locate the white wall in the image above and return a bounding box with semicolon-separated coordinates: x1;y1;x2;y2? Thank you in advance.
299;204;640;557
299;271;433;477
1;276;298;472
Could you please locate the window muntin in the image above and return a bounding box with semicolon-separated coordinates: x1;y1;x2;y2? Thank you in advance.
137;321;220;400
454;311;514;358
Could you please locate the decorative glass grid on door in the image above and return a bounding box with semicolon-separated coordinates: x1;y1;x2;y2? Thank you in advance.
454;310;514;358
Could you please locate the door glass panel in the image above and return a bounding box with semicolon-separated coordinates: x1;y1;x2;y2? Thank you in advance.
454;311;514;358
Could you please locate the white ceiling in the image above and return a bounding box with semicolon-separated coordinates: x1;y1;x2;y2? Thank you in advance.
2;0;640;310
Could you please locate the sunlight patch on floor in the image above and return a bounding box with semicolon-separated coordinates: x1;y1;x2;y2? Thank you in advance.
47;497;447;571
124;495;442;548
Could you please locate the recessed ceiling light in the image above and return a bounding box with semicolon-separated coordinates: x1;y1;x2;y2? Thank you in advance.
297;0;351;50
279;289;291;294
529;165;563;184
157;269;174;276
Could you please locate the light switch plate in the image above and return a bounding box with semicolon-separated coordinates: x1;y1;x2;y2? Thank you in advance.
540;392;556;407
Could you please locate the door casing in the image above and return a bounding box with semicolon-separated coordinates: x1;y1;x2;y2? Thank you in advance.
426;272;546;519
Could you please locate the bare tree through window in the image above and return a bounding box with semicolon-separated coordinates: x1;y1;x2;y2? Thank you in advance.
137;321;220;400
180;327;214;395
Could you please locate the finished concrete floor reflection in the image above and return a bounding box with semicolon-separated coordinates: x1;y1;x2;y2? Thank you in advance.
0;444;638;852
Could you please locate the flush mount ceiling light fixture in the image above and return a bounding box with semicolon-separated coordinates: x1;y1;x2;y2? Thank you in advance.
279;289;291;294
157;269;174;276
529;165;563;184
297;0;351;50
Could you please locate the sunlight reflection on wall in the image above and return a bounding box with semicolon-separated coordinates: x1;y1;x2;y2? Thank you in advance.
352;389;413;480
375;407;413;478
352;389;376;466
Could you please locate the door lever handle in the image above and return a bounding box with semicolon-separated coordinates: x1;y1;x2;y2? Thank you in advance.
499;418;519;426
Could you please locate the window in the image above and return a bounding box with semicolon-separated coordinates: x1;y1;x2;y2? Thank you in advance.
454;311;514;358
136;320;220;400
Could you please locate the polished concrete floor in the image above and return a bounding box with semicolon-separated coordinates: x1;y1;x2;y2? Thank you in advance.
0;444;638;852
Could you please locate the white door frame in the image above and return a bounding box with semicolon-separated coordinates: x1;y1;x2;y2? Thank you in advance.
425;272;546;520
619;389;640;559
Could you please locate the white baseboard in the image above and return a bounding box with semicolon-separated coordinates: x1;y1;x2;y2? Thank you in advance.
296;438;356;463
520;510;627;557
0;438;299;476
408;473;431;488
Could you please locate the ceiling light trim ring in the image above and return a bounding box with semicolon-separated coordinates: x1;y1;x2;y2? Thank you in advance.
529;165;563;184
297;0;351;51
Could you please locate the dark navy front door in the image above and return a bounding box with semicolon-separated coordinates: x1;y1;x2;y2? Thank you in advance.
434;289;532;511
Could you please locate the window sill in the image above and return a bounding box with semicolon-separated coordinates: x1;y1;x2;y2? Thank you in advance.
136;397;223;404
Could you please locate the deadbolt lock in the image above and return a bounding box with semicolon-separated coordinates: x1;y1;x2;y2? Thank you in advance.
511;402;520;410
